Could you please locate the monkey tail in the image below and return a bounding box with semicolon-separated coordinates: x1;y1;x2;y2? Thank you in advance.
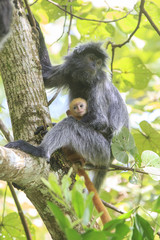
92;170;107;192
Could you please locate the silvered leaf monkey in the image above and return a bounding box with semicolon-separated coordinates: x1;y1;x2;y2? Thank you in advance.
6;23;129;191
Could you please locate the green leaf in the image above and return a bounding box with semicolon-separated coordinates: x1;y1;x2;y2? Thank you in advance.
118;209;134;220
42;174;63;201
62;172;72;204
82;192;94;225
113;57;152;91
114;222;130;240
117;14;138;33
47;201;71;229
132;214;154;240
111;127;137;163
82;230;107;240
65;228;82;240
141;150;160;168
104;219;124;231
152;196;160;213
134;121;160;155
1;212;35;240
72;185;85;219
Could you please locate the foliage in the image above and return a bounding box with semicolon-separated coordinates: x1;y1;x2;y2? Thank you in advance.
0;0;160;239
0;212;35;240
42;171;159;240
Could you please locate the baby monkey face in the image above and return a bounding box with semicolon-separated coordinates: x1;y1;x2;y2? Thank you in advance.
70;98;87;118
73;101;87;117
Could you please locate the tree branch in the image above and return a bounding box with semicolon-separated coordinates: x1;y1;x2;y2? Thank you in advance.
142;8;160;36
107;0;145;71
102;200;125;214
0;119;13;142
8;182;32;240
0;120;32;240
85;163;149;175
0;146;68;239
47;0;133;24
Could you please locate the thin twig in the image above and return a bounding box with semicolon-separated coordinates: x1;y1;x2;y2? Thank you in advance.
8;183;32;240
84;163;149;175
30;0;38;6
50;6;67;46
2;185;7;221
0;119;13;142
107;0;145;71
24;0;36;27
48;88;61;106
47;0;133;24
142;8;160;36
110;164;148;175
102;200;125;214
67;5;73;53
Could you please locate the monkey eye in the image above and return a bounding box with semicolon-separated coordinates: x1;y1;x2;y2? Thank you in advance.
80;104;84;108
88;54;95;61
96;59;102;67
73;106;77;110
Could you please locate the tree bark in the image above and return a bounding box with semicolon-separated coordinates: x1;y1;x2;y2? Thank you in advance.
0;1;77;239
0;0;51;142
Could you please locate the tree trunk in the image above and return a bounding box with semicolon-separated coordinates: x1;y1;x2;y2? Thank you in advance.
0;0;78;239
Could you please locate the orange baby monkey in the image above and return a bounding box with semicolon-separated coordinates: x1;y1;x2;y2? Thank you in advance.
67;98;87;120
64;98;111;225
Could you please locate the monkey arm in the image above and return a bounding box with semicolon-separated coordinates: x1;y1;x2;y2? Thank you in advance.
35;19;52;69
35;19;67;89
107;83;129;132
0;0;12;45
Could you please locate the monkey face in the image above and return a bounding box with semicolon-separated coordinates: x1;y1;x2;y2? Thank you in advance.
71;101;87;118
70;53;103;83
83;53;103;76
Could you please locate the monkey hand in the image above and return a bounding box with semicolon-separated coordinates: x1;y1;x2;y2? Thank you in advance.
81;113;109;131
34;123;56;136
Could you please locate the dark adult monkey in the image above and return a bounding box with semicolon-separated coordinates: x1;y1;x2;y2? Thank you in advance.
6;21;129;191
0;0;12;48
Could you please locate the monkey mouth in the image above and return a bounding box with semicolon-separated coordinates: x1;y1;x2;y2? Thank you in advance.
77;111;84;115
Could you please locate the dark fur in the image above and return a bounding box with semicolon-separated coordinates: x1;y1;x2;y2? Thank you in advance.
6;22;129;191
0;0;12;48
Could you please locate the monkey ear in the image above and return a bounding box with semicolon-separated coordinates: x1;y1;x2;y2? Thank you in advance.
66;110;72;116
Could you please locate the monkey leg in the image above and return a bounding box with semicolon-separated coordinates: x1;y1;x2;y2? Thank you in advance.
6;117;111;190
40;117;111;166
40;117;111;191
62;147;85;166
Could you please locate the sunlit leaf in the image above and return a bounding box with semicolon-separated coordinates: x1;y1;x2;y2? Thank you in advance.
132;214;154;240
112;127;137;163
82;230;107;240
113;57;152;91
141;150;160;167
1;212;35;240
152;196;160;213
48;201;71;229
65;228;82;240
118;209;134;219
134;121;160;155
